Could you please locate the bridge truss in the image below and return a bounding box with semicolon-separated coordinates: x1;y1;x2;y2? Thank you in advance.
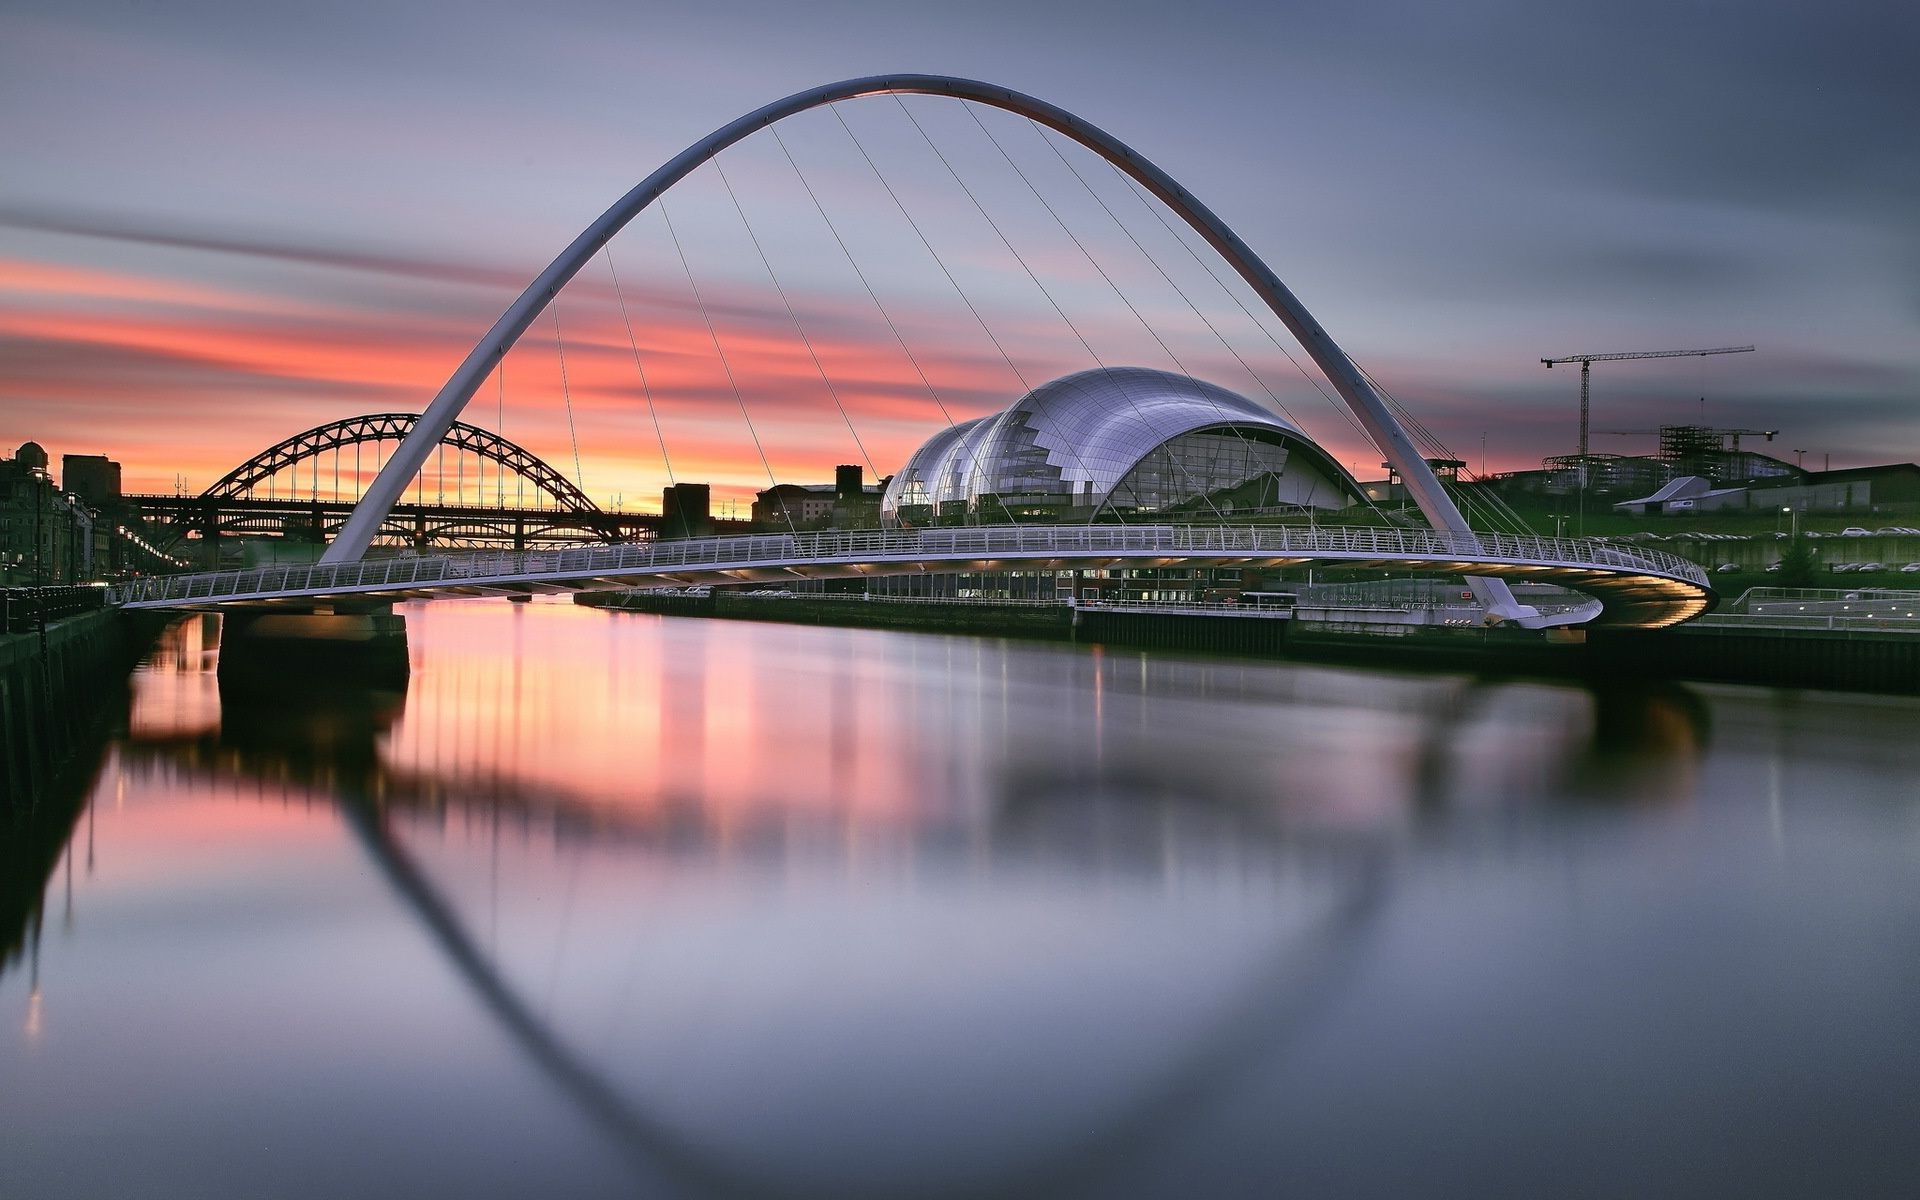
129;413;661;559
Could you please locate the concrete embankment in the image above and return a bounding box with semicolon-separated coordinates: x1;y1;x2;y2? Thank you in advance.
1;607;166;809
576;590;1078;639
3;603;171;971
1586;625;1920;694
580;591;1285;655
578;590;1919;694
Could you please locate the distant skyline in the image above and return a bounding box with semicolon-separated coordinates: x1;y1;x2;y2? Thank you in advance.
3;0;1916;507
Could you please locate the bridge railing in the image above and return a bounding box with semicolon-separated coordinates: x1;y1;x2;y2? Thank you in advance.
107;523;1708;606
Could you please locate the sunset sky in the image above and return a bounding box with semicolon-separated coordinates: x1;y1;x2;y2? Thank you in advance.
3;0;1915;510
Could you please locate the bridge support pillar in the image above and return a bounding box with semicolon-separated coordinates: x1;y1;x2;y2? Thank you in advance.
200;501;220;570
216;605;410;693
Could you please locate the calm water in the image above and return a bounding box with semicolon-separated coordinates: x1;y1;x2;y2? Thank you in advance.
4;601;1919;1198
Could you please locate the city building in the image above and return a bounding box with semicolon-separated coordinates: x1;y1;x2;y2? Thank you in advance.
61;453;123;510
1;441;96;584
1753;463;1920;514
1479;422;1807;508
660;482;712;539
1614;462;1920;518
752;465;885;529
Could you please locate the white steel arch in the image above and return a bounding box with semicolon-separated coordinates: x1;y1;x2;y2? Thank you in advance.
317;76;1532;621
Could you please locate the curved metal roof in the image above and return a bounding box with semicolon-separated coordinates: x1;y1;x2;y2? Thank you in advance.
882;367;1359;519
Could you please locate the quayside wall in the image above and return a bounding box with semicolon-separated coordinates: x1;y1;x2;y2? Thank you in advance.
2;597;169;971
582;591;1283;655
1585;626;1920;694
1;601;165;810
577;590;1918;694
576;591;1077;640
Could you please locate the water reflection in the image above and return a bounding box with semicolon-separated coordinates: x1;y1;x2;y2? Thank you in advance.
6;603;1919;1198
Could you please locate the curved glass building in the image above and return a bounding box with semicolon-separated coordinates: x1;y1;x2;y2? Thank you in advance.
881;367;1362;525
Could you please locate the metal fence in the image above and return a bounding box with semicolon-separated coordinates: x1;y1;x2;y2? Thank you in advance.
2;586;108;633
1723;586;1920;613
1693;613;1920;633
109;523;1710;608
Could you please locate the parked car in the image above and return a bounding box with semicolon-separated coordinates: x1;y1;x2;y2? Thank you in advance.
1714;562;1740;573
1857;563;1885;572
1841;527;1871;537
1901;563;1920;573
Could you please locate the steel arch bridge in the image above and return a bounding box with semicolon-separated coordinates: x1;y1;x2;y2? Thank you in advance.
202;412;603;513
124;413;659;555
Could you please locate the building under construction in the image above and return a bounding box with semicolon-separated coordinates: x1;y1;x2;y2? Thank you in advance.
1503;422;1801;502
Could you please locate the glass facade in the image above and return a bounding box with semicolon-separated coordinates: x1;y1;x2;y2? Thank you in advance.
881;367;1360;524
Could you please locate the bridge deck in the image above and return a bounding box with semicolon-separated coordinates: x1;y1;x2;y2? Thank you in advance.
110;524;1714;629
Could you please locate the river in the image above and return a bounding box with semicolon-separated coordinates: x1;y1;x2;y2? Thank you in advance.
4;599;1918;1198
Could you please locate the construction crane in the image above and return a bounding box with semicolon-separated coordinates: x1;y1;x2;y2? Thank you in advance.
1539;344;1753;535
1541;345;1755;464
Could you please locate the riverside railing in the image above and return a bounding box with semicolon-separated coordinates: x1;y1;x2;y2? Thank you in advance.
108;524;1710;607
3;585;108;632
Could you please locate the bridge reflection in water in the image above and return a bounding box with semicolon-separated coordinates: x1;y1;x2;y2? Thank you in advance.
10;605;1920;1197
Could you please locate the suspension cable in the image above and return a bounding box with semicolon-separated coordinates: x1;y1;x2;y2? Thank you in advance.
969;105;1288;519
1099;163;1389;479
1099;169;1508;534
770;125;957;432
897;95;1225;524
602;244;676;489
1023;118;1303;432
658;195;795;534
771;123;983;532
1022;119;1384;522
832;104;1043;525
713;154;879;481
1349;358;1538;535
550;305;586;492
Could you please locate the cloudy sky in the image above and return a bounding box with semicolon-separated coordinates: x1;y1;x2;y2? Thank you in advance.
2;0;1915;506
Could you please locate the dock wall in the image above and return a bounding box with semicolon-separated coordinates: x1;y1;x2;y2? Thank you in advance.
1;607;163;808
579;590;1919;694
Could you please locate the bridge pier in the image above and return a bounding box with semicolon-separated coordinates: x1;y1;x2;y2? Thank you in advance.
216;604;410;693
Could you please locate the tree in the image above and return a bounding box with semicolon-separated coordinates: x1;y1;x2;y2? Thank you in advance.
1776;533;1821;588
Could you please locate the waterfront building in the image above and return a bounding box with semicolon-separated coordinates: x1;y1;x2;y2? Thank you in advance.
863;369;1364;602
1;442;131;584
660;482;712;539
880;367;1360;526
61;453;123;510
753;465;885;530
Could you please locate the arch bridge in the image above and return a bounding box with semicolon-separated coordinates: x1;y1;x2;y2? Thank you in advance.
124;413;665;556
122;74;1716;629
